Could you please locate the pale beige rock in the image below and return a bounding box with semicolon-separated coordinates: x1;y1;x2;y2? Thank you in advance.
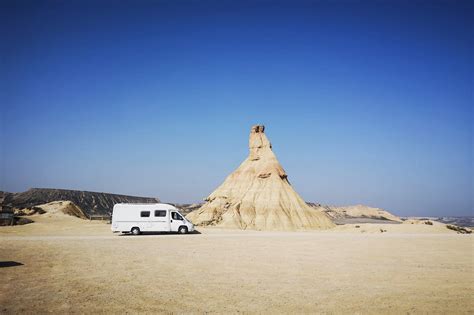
187;125;334;230
34;201;88;219
324;204;402;222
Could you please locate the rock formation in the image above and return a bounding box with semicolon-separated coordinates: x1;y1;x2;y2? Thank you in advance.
312;204;402;223
2;188;160;217
33;201;89;219
187;125;334;230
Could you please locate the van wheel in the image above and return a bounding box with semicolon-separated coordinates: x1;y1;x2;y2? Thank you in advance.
131;227;140;235
178;226;188;234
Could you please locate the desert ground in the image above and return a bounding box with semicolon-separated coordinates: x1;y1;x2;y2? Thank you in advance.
1;212;473;314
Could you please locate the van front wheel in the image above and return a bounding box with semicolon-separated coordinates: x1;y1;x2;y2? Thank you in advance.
131;227;141;235
178;226;188;234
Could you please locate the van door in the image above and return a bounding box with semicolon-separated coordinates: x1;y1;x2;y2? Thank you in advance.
153;210;169;231
169;211;185;232
140;210;152;231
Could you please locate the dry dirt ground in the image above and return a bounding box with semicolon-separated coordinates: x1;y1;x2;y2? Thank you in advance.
0;213;473;314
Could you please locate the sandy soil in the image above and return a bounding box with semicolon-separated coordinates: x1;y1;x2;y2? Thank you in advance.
1;213;473;314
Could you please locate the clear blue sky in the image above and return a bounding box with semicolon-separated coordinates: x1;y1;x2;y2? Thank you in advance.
1;0;472;216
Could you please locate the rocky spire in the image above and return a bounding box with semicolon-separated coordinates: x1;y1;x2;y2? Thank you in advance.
186;125;334;230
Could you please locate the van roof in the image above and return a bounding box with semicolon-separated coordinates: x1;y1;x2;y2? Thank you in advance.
115;203;173;206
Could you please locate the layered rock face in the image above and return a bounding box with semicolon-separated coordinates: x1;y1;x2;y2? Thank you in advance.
2;188;160;216
325;205;402;222
187;125;334;230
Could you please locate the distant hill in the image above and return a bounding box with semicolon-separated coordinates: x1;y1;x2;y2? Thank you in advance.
2;188;160;217
171;203;203;215
403;216;474;228
307;203;402;224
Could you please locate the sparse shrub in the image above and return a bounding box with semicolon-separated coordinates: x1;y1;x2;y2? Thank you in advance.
446;225;472;234
15;217;34;225
424;221;433;225
32;207;46;215
355;225;360;228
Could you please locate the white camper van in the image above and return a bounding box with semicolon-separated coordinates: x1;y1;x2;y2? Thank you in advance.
111;203;194;235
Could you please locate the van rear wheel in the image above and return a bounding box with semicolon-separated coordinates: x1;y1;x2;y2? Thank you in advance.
131;227;140;235
178;226;188;234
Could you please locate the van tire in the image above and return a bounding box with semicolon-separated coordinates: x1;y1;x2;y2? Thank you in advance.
131;227;141;235
178;226;188;234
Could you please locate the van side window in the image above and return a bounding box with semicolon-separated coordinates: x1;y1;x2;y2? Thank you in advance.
171;212;183;220
140;211;150;217
155;210;166;217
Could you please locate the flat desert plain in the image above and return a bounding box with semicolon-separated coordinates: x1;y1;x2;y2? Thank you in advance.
1;213;473;314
